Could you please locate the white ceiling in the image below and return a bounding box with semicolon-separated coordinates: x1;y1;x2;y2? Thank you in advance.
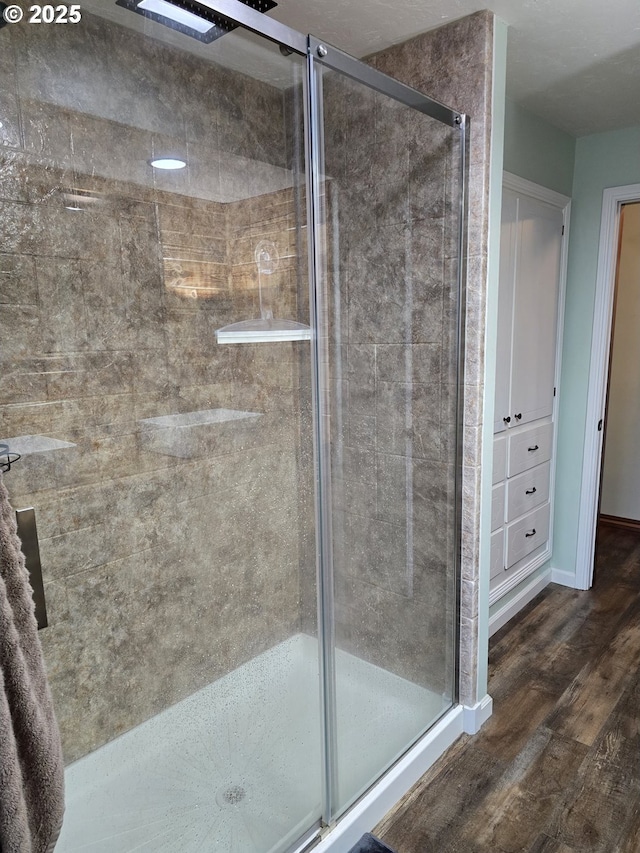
87;0;640;137
269;0;640;137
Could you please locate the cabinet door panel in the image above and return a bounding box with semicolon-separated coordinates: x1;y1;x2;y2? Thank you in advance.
510;196;563;426
492;483;505;531
490;528;505;580
506;461;550;521
494;188;518;433
506;502;550;568
493;435;507;484
508;422;553;477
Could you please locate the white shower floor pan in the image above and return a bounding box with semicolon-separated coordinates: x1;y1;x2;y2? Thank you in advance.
57;634;447;853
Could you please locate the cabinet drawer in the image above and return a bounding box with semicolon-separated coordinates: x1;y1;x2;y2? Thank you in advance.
506;461;550;522
507;422;553;477
506;503;550;568
492;483;505;531
493;435;506;484
490;528;504;580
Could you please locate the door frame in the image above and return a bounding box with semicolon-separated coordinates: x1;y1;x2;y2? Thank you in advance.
575;183;640;590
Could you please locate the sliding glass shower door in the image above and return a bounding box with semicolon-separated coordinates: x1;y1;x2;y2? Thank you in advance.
307;42;465;819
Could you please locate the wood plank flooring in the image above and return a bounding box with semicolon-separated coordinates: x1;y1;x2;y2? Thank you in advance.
375;522;640;853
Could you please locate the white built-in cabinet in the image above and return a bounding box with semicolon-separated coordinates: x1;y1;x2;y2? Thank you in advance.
490;173;569;615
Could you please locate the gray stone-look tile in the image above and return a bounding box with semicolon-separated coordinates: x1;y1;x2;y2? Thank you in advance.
0;87;21;150
0;254;37;304
363;10;493;707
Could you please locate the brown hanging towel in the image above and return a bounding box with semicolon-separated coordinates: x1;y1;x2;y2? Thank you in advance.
0;471;64;852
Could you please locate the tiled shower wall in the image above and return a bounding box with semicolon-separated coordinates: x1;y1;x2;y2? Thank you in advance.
0;13;311;762
370;11;495;706
302;12;494;702
320;74;460;693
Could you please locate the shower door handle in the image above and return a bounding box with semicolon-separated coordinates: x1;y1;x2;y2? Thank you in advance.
15;508;48;630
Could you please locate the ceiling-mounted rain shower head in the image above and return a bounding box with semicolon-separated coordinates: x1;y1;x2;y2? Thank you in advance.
115;0;277;44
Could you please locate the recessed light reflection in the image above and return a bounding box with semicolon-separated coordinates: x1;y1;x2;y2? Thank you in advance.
150;158;187;170
61;188;101;212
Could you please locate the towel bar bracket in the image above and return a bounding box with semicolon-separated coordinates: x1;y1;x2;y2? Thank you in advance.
0;441;21;473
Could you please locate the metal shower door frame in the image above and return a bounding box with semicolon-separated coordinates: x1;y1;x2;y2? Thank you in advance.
167;0;469;837
305;38;469;828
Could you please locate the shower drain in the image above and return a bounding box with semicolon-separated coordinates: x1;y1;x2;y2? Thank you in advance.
216;784;247;807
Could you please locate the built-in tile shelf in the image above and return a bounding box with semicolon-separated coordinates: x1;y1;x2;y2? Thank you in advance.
0;435;77;455
138;408;263;459
215;318;312;344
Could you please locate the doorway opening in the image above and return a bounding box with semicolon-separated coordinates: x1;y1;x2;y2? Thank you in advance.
593;202;640;576
577;185;640;590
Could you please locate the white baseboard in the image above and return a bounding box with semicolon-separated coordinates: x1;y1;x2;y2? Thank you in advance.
551;567;586;589
302;706;464;853
489;568;552;636
463;694;493;734
489;547;550;606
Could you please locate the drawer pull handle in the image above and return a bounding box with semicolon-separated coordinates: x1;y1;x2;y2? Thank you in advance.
503;416;511;424
514;413;522;420
528;444;539;452
525;487;537;495
525;529;536;538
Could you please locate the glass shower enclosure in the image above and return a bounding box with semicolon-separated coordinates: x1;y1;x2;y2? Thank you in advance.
0;1;467;850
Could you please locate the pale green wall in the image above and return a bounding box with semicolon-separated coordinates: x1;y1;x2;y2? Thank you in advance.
552;126;640;579
490;124;640;621
503;98;575;195
489;100;574;626
483;59;640;648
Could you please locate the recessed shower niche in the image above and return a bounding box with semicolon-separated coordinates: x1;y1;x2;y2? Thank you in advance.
0;1;468;850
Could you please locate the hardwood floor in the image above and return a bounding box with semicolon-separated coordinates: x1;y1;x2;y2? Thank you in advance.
375;522;640;853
